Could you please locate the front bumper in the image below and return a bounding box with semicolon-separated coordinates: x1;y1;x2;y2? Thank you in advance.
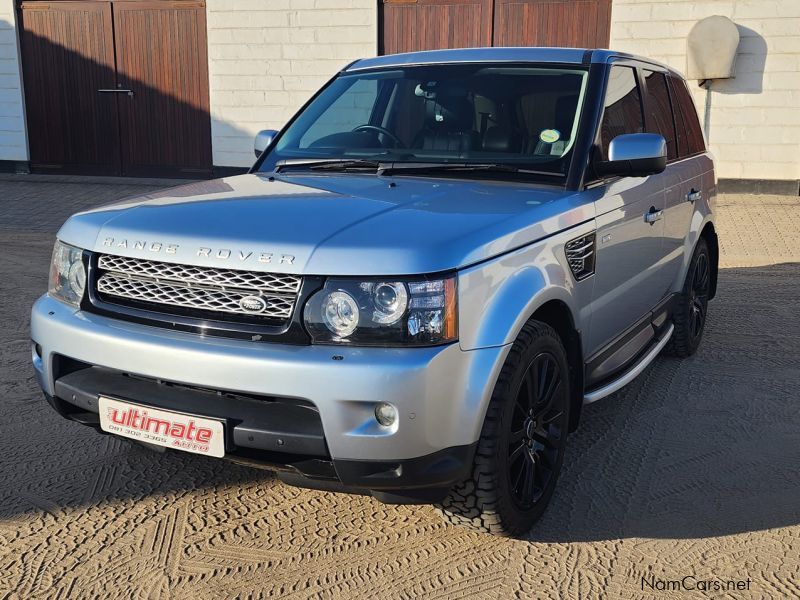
31;295;508;499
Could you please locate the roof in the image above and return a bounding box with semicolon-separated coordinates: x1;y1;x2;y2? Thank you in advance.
345;47;678;75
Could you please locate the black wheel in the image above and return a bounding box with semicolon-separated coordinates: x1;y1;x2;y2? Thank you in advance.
437;320;571;536
666;237;711;357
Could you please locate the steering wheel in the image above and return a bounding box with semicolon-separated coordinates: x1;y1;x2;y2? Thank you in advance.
352;124;405;148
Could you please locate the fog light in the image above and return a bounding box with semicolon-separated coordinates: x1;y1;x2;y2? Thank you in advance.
374;402;397;427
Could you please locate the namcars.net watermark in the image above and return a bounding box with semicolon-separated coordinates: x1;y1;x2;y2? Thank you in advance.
641;574;753;594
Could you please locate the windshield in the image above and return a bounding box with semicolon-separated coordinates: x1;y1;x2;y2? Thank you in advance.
257;63;589;179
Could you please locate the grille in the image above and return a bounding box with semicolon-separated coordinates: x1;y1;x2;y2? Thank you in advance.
565;233;596;281
95;254;301;321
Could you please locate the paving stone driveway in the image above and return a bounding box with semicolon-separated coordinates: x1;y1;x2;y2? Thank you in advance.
1;175;798;599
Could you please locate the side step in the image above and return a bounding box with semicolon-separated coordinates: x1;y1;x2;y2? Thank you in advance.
583;323;674;405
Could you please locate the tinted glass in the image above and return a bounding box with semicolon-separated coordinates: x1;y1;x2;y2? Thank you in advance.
644;70;677;160
598;66;643;161
259;64;590;178
669;75;706;156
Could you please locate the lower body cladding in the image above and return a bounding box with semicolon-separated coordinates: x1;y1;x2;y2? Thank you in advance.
31;295;509;504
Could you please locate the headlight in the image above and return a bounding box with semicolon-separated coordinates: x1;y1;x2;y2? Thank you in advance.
304;275;457;346
49;240;86;306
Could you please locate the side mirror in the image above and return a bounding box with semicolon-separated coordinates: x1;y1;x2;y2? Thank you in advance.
254;129;278;158
596;133;667;178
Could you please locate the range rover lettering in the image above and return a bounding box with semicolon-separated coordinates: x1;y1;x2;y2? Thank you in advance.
31;48;718;536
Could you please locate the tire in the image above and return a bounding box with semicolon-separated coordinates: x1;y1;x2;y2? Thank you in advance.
436;320;571;537
666;237;711;358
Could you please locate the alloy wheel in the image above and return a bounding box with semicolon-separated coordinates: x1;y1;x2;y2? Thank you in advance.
689;250;710;341
507;352;567;509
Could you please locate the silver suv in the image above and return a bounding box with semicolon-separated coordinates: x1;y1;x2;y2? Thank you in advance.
31;48;718;536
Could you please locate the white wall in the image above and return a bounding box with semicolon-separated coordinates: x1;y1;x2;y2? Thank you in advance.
206;0;377;168
610;0;800;181
0;0;27;162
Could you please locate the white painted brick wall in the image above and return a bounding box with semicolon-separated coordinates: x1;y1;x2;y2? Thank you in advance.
610;0;800;181
0;0;27;162
207;0;377;168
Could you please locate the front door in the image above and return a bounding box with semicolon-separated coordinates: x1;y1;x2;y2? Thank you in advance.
19;0;211;177
585;64;669;356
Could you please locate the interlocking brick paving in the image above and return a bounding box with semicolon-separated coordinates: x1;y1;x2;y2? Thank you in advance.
1;177;798;598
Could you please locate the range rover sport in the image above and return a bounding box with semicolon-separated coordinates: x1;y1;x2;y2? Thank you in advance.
31;48;718;536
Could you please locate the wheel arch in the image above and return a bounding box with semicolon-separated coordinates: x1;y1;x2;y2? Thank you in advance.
527;300;585;433
699;221;719;300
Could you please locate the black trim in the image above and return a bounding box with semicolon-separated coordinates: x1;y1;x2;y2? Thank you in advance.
584;293;677;388
568;62;610;190
52;365;326;457
44;363;475;504
82;251;322;344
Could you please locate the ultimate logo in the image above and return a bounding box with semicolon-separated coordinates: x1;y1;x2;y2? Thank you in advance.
106;406;214;444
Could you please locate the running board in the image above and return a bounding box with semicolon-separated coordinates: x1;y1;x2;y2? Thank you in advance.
583;323;674;405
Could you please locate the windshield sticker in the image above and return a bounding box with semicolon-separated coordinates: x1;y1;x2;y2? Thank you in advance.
540;129;561;144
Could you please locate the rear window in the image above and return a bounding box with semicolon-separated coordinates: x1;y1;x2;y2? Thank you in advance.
669;75;706;157
643;70;678;161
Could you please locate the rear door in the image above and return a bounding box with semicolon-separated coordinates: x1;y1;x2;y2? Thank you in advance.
646;69;698;292
585;64;667;357
663;75;708;290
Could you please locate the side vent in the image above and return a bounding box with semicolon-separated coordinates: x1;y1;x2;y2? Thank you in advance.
565;233;596;281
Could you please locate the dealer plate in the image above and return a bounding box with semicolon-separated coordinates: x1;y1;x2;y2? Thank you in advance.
98;396;225;458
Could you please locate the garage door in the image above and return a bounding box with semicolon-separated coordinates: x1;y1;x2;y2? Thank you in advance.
380;0;612;54
19;0;211;178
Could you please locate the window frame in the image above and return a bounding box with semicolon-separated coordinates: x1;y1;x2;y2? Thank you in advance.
640;67;679;164
666;74;707;159
584;59;647;186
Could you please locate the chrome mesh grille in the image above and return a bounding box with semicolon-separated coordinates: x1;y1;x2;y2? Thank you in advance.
95;254;300;321
97;254;301;294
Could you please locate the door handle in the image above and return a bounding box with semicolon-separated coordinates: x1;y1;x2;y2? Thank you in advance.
98;89;134;97
644;207;663;224
687;188;702;203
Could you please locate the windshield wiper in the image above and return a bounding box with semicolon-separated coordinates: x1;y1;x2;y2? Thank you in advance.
376;162;557;177
274;158;382;173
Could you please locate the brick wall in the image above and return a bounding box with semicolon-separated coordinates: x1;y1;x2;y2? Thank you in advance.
206;0;377;169
610;0;800;181
0;0;27;162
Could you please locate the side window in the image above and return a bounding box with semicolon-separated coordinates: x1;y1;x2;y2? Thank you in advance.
643;70;677;161
599;66;643;161
669;75;706;157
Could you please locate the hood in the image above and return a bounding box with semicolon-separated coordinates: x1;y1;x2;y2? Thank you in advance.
58;174;592;276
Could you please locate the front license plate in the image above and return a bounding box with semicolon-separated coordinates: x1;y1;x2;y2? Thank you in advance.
98;396;225;458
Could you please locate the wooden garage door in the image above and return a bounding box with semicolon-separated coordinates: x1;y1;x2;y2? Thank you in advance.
493;0;611;47
18;0;211;177
380;0;611;54
19;2;121;175
113;1;211;177
381;0;493;55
